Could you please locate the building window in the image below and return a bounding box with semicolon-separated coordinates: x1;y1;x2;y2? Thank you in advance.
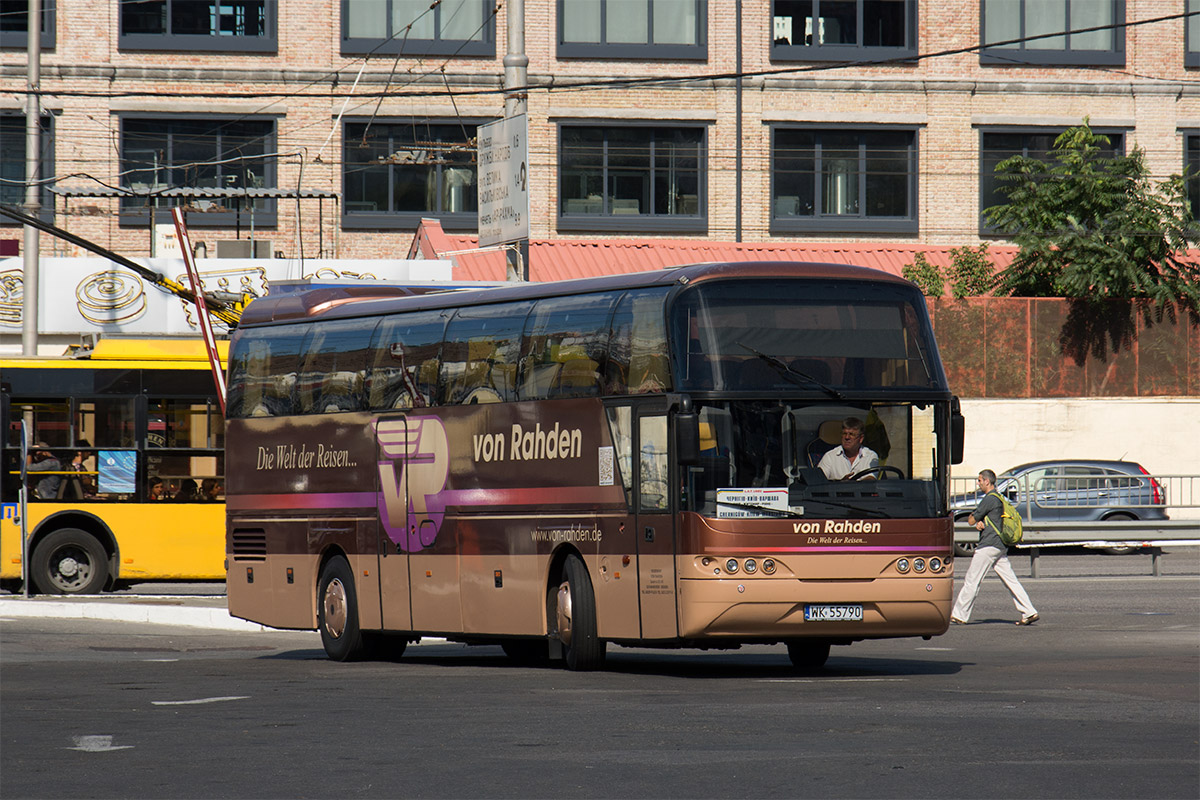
979;128;1124;232
558;0;706;60
980;0;1124;66
1188;0;1200;68
119;117;276;227
558;125;706;234
342;121;478;231
120;0;276;52
0;113;54;221
0;0;55;50
342;0;495;56
771;0;916;61
771;127;917;234
1187;135;1200;221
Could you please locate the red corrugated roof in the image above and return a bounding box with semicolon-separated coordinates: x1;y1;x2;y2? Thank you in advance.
408;218;1021;285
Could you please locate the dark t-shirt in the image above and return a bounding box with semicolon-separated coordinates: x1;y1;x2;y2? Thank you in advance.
972;491;1006;550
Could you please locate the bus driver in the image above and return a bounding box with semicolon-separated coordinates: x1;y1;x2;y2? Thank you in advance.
818;417;879;480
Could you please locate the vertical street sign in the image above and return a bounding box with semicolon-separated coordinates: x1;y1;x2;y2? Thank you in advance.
477;115;529;248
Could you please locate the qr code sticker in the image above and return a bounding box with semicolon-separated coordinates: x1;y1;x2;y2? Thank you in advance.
598;446;615;486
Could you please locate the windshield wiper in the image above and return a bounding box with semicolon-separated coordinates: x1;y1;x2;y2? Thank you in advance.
713;499;806;519
796;497;892;518
736;342;844;400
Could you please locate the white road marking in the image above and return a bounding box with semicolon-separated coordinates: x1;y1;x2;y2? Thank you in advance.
68;735;133;752
151;696;250;706
914;646;954;651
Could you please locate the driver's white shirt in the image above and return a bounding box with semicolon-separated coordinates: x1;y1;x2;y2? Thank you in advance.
818;445;880;480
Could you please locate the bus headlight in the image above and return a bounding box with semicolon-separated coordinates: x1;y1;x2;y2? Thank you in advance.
929;557;943;573
762;559;776;575
897;558;910;573
913;558;926;573
725;559;739;573
744;558;757;574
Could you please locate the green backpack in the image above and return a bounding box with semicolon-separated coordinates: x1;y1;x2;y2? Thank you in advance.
986;491;1024;546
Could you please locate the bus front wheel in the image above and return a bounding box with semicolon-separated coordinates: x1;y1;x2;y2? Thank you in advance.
786;640;831;672
554;555;605;671
31;528;108;595
318;557;370;662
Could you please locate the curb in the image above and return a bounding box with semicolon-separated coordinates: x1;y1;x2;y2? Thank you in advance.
0;597;269;633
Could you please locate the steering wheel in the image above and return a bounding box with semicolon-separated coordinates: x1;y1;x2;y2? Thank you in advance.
850;466;905;481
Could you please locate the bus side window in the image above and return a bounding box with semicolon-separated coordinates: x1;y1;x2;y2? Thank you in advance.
441;303;530;405
608;287;671;396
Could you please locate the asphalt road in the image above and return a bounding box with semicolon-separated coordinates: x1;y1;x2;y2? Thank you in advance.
2;559;1197;800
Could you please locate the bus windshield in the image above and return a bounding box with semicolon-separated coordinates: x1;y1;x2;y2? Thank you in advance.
670;279;941;392
682;399;947;520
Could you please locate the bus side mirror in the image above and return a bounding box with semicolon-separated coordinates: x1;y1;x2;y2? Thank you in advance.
676;411;699;465
951;398;965;465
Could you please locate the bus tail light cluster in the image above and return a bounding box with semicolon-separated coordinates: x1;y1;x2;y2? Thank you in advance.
896;557;945;574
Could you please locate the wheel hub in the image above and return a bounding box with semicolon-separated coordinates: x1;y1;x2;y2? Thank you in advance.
56;556;81;578
323;578;348;639
556;581;573;646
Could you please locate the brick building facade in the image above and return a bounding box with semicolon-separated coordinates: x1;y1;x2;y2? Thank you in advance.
2;1;1198;262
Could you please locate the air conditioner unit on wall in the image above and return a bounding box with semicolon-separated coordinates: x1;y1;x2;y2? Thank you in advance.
216;240;272;258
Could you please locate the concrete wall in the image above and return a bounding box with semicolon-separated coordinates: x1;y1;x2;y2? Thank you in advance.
959;397;1200;516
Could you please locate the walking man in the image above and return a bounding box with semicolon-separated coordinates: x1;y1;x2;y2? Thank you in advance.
951;469;1040;626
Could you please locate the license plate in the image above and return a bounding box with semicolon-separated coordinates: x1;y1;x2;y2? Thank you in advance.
805;604;863;622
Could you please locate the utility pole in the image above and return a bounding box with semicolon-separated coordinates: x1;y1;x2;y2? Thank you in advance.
503;0;529;281
22;0;41;355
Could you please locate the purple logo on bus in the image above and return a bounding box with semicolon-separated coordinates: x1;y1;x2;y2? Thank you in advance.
375;417;449;552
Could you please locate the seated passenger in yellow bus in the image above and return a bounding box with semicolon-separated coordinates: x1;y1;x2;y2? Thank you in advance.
26;443;62;500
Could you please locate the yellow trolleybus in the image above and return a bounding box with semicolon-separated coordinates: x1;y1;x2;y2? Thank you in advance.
2;338;226;593
225;262;964;670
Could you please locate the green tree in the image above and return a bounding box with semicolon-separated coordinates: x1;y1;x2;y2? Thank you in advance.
983;123;1200;315
902;251;945;297
947;243;996;299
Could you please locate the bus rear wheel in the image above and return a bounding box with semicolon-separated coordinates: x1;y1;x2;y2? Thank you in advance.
31;529;108;595
554;555;605;671
786;640;831;672
318;557;370;662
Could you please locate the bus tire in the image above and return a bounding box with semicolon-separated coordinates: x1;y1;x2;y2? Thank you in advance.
555;555;605;671
786;640;831;672
318;557;370;662
31;528;108;595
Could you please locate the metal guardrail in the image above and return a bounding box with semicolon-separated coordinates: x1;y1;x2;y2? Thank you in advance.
954;520;1200;577
949;473;1198;515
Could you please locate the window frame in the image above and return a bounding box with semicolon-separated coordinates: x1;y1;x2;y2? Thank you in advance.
0;111;55;222
117;114;279;228
977;126;1127;235
769;124;919;235
769;0;917;63
341;118;483;232
556;0;707;60
978;0;1125;67
119;0;278;53
0;0;55;50
557;122;708;234
1188;0;1200;68
340;0;496;57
